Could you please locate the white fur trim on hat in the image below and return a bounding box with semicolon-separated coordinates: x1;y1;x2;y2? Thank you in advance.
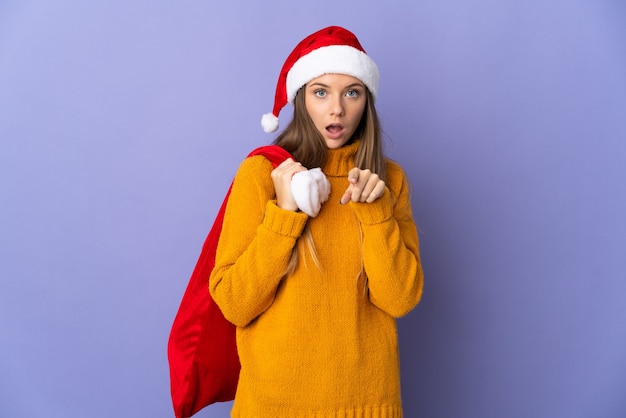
286;45;379;104
290;168;331;217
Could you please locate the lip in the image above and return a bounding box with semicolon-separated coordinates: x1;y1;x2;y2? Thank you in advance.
325;123;345;140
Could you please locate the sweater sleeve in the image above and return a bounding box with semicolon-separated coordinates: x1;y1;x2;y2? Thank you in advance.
349;161;424;317
209;156;309;327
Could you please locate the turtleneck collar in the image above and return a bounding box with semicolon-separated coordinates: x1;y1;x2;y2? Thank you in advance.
322;140;360;177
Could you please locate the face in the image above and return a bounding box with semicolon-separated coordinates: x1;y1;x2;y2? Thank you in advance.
304;73;367;149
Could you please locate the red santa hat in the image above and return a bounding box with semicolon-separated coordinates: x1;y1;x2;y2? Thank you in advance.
261;26;380;133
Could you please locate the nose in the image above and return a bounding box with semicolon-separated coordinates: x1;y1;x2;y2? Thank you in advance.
330;96;344;117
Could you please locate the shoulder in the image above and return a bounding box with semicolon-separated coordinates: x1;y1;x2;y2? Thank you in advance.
236;154;275;175
385;159;407;178
384;159;415;217
384;159;410;192
231;154;276;196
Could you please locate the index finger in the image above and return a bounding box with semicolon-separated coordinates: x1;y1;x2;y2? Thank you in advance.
348;167;360;184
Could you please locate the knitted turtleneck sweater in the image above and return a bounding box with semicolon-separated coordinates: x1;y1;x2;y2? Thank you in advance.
210;141;423;418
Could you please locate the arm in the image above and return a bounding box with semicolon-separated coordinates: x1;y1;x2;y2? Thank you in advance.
349;162;424;317
209;156;309;327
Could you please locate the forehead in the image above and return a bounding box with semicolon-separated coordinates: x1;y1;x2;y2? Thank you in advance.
307;73;365;87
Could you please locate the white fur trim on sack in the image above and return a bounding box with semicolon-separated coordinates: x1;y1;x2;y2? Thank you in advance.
290;168;331;217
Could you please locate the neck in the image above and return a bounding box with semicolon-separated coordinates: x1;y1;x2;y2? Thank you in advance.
322;141;360;177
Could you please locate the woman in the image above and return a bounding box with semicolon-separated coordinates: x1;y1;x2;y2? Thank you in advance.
210;26;424;417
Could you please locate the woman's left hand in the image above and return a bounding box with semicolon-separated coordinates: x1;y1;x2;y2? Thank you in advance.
340;167;386;204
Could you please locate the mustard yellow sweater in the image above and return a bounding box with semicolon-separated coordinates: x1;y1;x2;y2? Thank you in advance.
210;141;423;418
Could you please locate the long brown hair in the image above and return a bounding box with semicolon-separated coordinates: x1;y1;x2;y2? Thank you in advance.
273;86;386;182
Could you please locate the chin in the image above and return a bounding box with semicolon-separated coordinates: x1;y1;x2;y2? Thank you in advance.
324;138;349;149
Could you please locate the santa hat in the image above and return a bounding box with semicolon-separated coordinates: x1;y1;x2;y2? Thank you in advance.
261;26;380;133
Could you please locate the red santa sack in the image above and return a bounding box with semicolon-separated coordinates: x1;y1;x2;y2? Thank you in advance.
167;145;294;418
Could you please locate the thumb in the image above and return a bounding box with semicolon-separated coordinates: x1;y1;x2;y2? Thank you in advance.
340;186;352;205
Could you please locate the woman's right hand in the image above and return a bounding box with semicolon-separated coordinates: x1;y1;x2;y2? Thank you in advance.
271;158;307;211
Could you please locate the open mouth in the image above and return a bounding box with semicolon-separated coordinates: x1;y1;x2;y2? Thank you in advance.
325;123;344;139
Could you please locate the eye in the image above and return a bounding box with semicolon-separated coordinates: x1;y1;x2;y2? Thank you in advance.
314;89;327;97
346;89;360;98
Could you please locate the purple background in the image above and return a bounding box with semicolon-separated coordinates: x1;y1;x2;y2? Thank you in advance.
1;1;625;417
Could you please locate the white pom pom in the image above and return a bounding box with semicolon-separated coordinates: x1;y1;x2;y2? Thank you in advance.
261;113;279;133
